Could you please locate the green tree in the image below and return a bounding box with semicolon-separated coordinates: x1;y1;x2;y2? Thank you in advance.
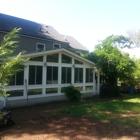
84;35;136;86
0;28;28;97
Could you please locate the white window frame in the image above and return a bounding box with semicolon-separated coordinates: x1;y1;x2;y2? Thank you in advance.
53;43;61;49
76;51;82;55
36;43;45;52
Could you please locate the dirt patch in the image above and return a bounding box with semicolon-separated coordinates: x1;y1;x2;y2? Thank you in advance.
0;97;140;140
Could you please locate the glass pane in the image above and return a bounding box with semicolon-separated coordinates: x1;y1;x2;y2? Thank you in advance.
75;68;83;83
7;90;23;97
36;66;42;84
74;68;79;83
46;88;58;94
53;67;58;84
46;66;52;84
86;68;89;83
79;68;83;83
47;53;58;63
30;56;43;61
74;59;83;64
37;44;45;51
28;89;42;95
85;86;93;91
90;69;93;82
62;67;66;83
16;71;24;85
76;86;83;91
62;54;72;63
67;68;71;83
54;44;60;49
29;66;35;85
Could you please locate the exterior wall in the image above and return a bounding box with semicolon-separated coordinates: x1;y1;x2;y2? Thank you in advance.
16;36;69;54
0;32;69;54
0;51;97;107
0;93;94;108
0;32;88;55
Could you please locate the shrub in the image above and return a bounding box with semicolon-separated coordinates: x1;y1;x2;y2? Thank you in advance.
64;85;82;102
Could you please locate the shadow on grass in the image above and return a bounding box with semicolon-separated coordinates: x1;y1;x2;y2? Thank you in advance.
0;95;140;140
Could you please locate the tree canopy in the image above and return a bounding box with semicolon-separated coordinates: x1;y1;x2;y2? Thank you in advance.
0;28;28;97
84;35;136;86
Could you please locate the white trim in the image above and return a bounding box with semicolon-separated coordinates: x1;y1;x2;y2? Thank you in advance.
22;48;96;67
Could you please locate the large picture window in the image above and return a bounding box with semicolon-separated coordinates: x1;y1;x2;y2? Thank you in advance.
62;54;72;63
9;71;24;86
47;53;58;63
86;68;93;83
28;89;42;95
74;59;83;65
30;56;43;62
7;90;23;97
75;68;83;83
62;67;71;83
46;66;58;84
29;65;42;85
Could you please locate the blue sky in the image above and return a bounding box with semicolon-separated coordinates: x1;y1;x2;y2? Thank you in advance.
0;0;140;57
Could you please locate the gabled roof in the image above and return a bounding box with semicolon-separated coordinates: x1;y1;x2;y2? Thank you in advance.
0;13;88;51
22;48;95;66
65;35;87;51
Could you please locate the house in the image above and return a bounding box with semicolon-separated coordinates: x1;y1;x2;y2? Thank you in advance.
0;13;100;107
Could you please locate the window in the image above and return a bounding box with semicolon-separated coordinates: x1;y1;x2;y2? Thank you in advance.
76;51;82;56
86;68;93;83
30;56;43;61
75;68;83;83
36;43;45;52
29;65;42;85
75;86;83;91
9;71;24;86
53;43;61;49
28;89;42;95
62;54;72;63
46;66;58;84
46;88;58;94
85;86;93;91
7;90;23;97
74;59;83;65
47;53;59;62
62;67;71;83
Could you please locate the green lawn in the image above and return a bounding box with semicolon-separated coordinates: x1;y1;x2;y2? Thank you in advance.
59;94;140;128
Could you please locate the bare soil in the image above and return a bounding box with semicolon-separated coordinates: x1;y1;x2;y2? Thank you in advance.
0;97;140;140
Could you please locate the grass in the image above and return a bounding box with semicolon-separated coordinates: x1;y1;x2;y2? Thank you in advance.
59;94;140;128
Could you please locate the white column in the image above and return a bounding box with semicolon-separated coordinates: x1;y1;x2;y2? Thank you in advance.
71;58;74;85
58;53;62;94
97;69;100;94
24;65;29;98
83;67;85;91
42;55;46;95
93;68;95;95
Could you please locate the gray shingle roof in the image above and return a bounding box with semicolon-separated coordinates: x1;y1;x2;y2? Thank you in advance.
0;13;88;51
65;35;88;51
